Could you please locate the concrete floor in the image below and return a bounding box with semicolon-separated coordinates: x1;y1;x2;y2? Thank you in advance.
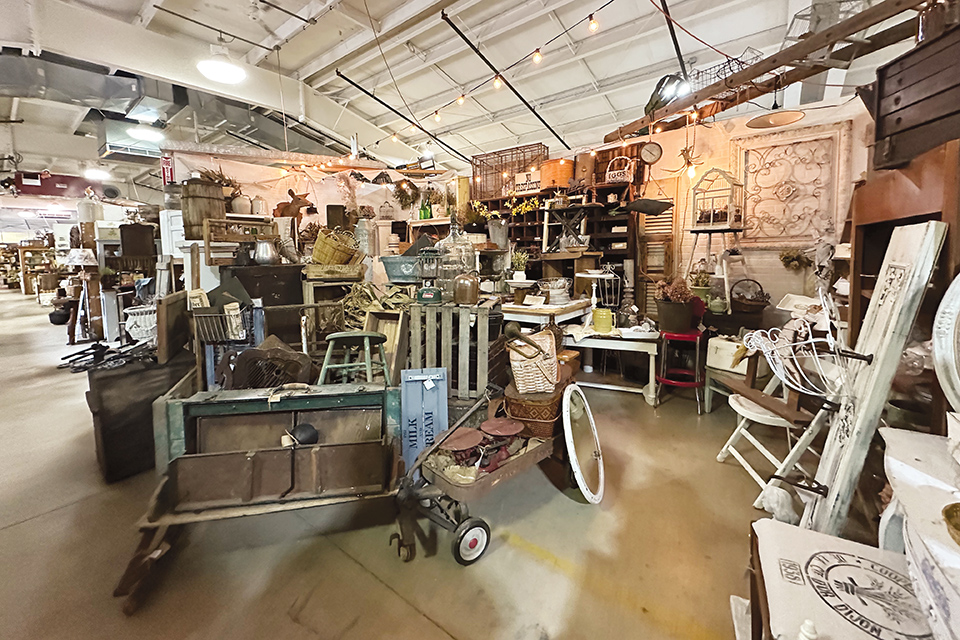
0;288;782;640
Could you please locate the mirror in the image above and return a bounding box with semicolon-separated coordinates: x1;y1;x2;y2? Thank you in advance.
563;384;604;504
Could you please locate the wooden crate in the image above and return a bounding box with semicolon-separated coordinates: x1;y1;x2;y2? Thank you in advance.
408;302;507;400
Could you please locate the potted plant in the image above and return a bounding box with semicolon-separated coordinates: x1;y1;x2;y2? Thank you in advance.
654;278;696;333
688;270;712;303
423;187;446;218
511;249;529;281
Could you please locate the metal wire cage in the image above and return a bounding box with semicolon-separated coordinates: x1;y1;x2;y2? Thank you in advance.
193;306;255;344
692;168;745;230
470;143;549;201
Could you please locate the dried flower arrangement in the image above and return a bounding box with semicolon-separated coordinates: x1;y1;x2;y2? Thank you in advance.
779;248;813;271
199;166;242;197
689;270;712;288
511;249;529;272
654;278;695;303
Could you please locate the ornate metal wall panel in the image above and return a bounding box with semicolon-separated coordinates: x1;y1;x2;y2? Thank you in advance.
736;122;852;246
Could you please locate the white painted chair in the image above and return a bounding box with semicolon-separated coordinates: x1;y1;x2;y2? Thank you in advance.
716;378;812;508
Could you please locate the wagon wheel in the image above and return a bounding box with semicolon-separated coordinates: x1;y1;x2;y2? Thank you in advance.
452;517;490;566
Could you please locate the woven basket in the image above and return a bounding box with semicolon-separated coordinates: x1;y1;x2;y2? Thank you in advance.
604;156;636;184
729;278;770;313
312;228;359;265
507;330;558;394
503;364;573;438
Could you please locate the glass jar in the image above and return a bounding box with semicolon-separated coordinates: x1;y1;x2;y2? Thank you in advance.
436;218;477;302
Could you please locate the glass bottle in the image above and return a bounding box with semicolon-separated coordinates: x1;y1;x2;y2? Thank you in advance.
436;217;477;302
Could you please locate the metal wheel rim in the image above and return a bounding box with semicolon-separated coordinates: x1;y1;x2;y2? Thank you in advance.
458;527;488;562
933;273;960;411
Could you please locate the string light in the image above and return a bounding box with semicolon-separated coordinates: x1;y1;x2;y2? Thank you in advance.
391;134;398;142
457;95;465;105
338;158;344;164
529;166;536;172
348;153;356;160
590;149;597;156
434;111;441;122
475;175;481;182
280;168;288;175
493;75;503;89
690;111;698;122
410;125;418;133
654;126;662;133
532;49;543;64
622;140;628;148
588;14;599;32
559;158;565;164
687;164;696;179
502;171;509;178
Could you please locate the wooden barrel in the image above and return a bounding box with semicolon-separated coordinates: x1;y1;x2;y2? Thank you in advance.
540;158;574;189
181;179;225;240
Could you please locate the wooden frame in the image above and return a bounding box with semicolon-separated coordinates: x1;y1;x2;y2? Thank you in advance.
363;310;409;387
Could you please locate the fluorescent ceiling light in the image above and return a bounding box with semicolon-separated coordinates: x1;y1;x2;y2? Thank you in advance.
46;203;63;211
197;45;246;85
84;168;111;181
17;211;35;219
127;125;165;142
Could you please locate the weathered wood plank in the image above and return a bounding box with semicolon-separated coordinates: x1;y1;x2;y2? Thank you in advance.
441;305;453;376
410;306;422;369
477;307;489;399
425;306;437;368
458;308;470;401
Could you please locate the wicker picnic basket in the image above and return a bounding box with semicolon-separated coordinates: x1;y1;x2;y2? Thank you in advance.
729;278;771;313
604;156;636;184
311;227;360;265
506;330;558;394
504;364;573;438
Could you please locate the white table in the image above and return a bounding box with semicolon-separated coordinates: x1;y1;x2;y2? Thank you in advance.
502;299;591;325
562;335;658;406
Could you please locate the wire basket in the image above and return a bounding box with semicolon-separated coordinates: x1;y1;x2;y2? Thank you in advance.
193;306;255;343
123;305;157;344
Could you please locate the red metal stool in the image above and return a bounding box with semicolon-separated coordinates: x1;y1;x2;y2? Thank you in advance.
656;329;704;414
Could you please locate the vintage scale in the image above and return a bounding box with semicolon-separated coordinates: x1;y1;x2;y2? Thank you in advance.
417;248;444;305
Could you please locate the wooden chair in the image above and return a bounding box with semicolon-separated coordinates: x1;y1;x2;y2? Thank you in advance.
318;331;390;384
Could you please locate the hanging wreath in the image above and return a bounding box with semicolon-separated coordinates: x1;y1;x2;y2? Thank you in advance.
393;181;420;209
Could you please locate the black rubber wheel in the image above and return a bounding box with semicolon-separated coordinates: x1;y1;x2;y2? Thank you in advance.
451;517;490;566
398;544;416;563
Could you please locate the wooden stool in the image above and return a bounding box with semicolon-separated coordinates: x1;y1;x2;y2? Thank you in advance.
656;329;704;413
318;331;390;384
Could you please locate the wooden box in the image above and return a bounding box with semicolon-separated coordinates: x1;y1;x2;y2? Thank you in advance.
874;26;960;169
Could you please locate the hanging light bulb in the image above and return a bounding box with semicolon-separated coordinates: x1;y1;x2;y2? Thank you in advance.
338;158;344;165
529;166;536;172
410;124;418;133
475;175;481;182
493;75;503;89
588;14;599;32
457;94;466;105
532;49;543;64
434;111;441;122
654;126;662;134
502;171;509;178
391;134;398;142
348;153;356;160
687;163;696;179
589;149;597;157
690;111;698;122
559;158;565;165
197;40;246;85
280;168;288;175
622;140;628;148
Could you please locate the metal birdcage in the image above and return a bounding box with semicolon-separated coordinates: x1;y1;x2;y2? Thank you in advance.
470;143;549;201
692;168;745;230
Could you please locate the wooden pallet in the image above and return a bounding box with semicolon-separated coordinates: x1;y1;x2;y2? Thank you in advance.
408;301;505;400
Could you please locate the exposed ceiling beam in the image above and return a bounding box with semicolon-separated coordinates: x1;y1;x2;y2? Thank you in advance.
244;0;341;66
335;2;379;32
403;29;783;145
605;0;925;142
25;0;432;168
135;0;162;28
371;0;783;131
326;0;588;98
296;0;461;83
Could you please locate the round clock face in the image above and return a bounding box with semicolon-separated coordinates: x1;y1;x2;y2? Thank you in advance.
640;142;663;164
804;551;930;640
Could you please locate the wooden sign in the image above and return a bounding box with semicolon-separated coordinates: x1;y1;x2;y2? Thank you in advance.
400;368;449;472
